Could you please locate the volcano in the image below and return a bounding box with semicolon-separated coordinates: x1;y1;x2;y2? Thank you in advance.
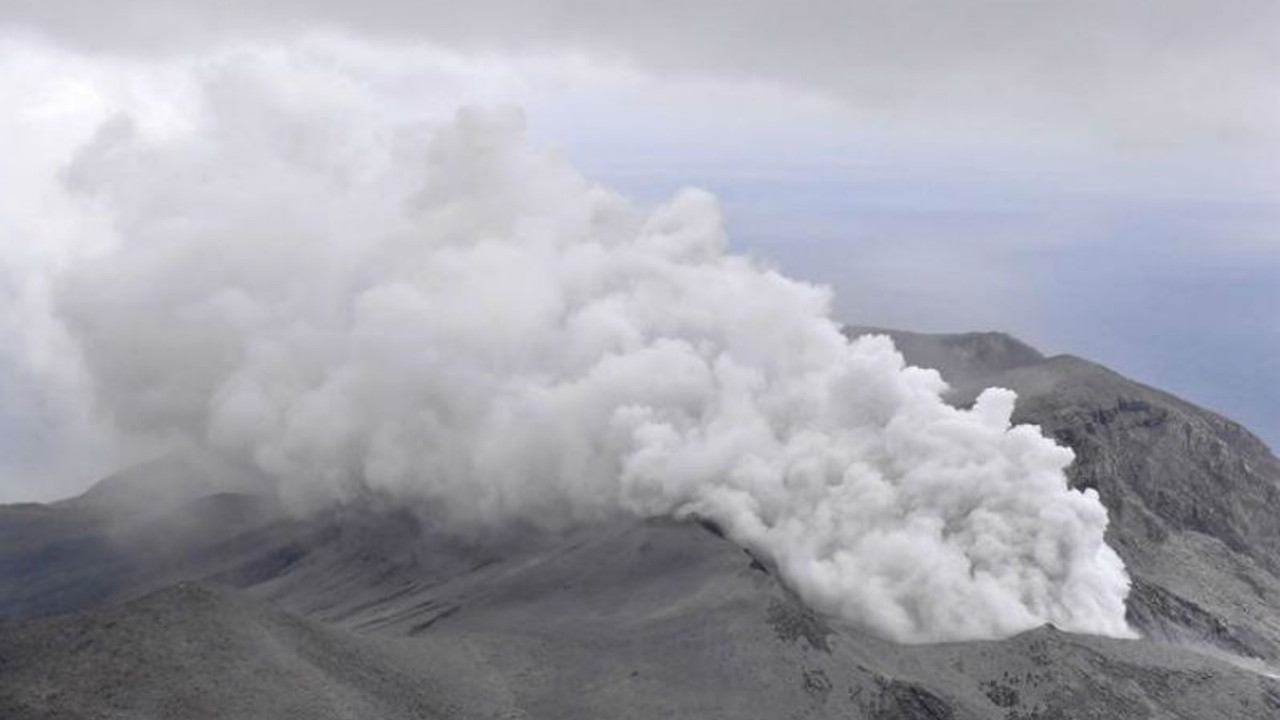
3;330;1278;719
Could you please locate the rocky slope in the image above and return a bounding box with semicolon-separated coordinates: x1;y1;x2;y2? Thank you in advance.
856;328;1280;663
2;329;1279;719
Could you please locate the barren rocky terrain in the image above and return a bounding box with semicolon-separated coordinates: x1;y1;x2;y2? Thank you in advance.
3;330;1279;719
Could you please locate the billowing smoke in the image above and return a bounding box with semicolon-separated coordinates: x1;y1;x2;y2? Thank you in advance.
43;72;1131;643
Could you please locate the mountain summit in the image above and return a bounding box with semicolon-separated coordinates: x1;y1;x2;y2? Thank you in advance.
2;330;1278;719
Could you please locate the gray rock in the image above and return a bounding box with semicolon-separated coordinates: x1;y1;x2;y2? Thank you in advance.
3;328;1279;719
858;330;1280;662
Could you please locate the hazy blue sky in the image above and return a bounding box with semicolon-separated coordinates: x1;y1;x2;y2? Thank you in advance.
0;2;1276;499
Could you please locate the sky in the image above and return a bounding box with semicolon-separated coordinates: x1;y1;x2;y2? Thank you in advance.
0;1;1277;501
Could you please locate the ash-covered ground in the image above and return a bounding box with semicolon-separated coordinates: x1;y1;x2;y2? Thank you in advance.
3;330;1279;719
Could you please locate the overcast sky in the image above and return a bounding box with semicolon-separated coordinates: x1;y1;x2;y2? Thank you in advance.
1;1;1277;499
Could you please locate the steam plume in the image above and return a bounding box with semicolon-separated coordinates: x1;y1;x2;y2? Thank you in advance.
47;75;1131;642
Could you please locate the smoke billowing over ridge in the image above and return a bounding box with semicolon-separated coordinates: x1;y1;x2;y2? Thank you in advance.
36;73;1131;643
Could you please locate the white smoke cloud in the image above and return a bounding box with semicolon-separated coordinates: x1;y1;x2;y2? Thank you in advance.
37;64;1131;643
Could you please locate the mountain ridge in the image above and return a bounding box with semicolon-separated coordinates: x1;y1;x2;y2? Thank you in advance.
3;327;1279;719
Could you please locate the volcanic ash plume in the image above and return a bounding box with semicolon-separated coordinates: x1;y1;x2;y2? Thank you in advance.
49;90;1132;642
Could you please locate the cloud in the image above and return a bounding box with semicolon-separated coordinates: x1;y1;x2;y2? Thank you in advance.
7;0;1278;156
22;61;1134;642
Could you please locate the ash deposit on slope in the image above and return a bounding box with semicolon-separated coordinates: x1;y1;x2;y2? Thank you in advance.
11;67;1131;643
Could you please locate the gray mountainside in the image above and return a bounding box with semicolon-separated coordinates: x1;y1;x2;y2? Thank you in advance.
2;330;1279;719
